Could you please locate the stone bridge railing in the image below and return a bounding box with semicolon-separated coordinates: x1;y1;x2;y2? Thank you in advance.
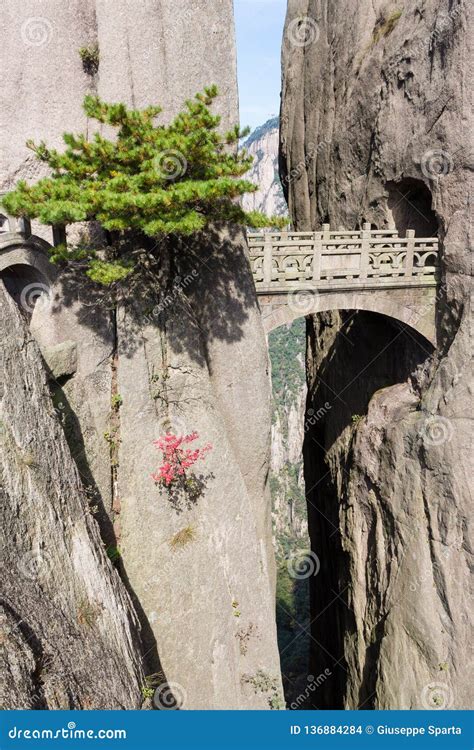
247;224;439;293
0;205;440;296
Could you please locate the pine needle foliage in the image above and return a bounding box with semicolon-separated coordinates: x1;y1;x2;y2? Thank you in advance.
3;86;285;283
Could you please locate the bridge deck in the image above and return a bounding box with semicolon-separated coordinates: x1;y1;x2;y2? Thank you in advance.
247;224;439;294
0;206;439;297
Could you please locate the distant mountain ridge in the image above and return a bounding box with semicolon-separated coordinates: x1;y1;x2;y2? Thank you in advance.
242;117;287;217
244;116;279;149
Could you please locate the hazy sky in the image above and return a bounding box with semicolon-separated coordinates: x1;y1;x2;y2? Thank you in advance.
234;0;287;131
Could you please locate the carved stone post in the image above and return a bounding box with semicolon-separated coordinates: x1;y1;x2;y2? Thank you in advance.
263;232;273;286
52;224;67;247
313;231;322;281
405;229;415;278
16;216;32;238
359;226;371;281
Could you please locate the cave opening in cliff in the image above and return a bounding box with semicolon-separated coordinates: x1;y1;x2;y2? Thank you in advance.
386;178;438;237
268;307;435;708
0;263;50;318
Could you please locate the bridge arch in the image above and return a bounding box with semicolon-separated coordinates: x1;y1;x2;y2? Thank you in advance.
259;287;437;346
248;226;440;347
0;235;56;314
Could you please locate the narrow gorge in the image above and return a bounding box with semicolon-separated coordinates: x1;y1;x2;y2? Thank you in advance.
0;0;471;716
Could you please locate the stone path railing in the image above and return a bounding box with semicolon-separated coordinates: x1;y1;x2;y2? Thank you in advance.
0;205;440;295
247;224;439;292
0;208;32;238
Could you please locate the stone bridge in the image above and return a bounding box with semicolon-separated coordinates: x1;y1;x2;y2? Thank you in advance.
248;224;440;345
0;204;440;345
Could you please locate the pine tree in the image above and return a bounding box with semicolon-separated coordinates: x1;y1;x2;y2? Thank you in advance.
3;87;285;284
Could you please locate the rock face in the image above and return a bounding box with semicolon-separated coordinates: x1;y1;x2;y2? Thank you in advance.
242;118;287;217
281;0;472;709
1;0;238;188
28;227;284;710
113;226;283;709
1;1;284;709
0;283;144;709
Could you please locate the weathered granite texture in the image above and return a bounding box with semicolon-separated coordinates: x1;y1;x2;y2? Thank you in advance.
1;1;283;709
115;226;283;708
29;226;284;709
281;0;472;709
0;283;144;709
1;0;238;189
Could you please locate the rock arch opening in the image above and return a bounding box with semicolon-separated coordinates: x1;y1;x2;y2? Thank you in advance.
386;178;438;237
0;263;51;318
268;309;434;708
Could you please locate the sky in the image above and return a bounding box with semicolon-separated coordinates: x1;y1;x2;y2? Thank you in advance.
234;0;287;132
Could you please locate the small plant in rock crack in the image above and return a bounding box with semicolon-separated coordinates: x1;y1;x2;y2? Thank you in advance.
151;431;212;511
236;623;258;655
111;393;123;410
106;545;121;564
79;43;100;75
141;671;165;702
169;525;196;549
241;670;283;709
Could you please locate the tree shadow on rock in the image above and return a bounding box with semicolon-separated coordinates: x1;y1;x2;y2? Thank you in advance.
160;471;215;515
51;223;259;366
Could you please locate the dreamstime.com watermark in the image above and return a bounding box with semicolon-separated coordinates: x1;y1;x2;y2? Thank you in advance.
8;722;126;741
153;681;187;710
287;550;320;579
21;17;53;47
290;670;333;710
304;402;332;432
286;16;320;48
419;415;454;447
282;140;330;188
421;682;454;710
144;269;199;324
19;282;52;314
154;149;188;180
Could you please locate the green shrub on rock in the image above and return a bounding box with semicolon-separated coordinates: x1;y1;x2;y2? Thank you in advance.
3;86;285;285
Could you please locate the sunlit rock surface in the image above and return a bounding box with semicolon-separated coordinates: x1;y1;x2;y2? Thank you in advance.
1;0;284;709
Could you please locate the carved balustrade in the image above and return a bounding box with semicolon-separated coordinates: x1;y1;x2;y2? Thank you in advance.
248;223;439;291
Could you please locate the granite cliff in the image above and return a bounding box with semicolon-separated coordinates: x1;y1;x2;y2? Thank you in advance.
0;0;284;709
243;118;287;218
281;0;472;709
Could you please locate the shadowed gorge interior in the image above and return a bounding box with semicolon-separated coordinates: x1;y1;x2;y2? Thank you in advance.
303;310;434;708
269;309;434;708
